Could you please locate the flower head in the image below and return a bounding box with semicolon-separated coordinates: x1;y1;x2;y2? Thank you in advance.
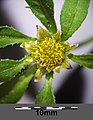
20;26;78;81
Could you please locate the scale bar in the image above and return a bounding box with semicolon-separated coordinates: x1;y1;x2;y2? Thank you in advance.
15;106;78;111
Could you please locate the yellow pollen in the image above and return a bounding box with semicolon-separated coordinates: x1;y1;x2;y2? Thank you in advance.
30;36;65;71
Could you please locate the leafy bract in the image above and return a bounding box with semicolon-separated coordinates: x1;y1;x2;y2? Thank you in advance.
0;26;36;48
68;53;93;69
25;0;57;34
37;26;51;41
0;55;31;81
60;0;90;41
35;71;55;104
0;64;37;103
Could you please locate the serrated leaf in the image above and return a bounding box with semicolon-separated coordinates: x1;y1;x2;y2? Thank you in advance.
0;64;37;104
35;71;55;104
60;0;90;41
0;26;36;48
0;55;31;82
68;53;93;69
25;0;57;34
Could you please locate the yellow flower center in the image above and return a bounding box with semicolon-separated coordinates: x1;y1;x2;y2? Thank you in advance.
30;37;65;71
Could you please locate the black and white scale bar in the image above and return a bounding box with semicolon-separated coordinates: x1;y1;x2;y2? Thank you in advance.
46;107;65;110
15;107;31;110
15;106;78;111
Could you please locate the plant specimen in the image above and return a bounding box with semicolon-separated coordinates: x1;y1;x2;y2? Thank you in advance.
0;0;92;104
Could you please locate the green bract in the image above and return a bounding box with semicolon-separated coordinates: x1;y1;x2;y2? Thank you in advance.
0;26;36;48
35;71;55;104
60;0;90;41
0;64;37;103
68;54;93;69
0;0;91;104
0;55;31;81
25;0;57;33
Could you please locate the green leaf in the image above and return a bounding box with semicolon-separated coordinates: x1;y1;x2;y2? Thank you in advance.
0;26;36;48
35;71;55;104
60;0;90;41
0;55;31;82
25;0;57;34
0;64;37;103
68;53;93;69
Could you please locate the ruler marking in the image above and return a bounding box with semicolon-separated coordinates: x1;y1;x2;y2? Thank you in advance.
34;107;41;109
15;107;31;110
71;107;78;109
46;107;65;110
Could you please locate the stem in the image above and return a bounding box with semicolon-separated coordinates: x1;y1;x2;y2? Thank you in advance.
77;37;93;48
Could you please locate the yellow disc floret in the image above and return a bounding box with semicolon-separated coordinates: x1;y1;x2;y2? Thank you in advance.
28;37;65;71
